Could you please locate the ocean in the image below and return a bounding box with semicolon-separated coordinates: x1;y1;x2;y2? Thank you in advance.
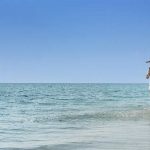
0;83;150;150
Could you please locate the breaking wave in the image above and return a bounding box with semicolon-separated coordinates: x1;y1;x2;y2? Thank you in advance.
58;108;150;121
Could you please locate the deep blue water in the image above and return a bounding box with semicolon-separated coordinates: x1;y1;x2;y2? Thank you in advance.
0;84;150;150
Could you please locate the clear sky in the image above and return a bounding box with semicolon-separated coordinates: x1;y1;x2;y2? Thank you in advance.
0;0;150;83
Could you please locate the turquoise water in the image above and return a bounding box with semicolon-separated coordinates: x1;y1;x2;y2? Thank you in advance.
0;83;150;150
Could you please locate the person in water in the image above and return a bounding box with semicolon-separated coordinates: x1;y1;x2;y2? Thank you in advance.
146;67;150;79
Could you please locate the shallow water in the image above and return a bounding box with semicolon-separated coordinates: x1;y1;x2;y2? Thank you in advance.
0;83;150;150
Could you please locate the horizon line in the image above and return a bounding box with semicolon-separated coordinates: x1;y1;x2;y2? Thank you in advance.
0;82;148;84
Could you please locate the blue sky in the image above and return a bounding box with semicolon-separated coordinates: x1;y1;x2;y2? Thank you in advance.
0;0;150;83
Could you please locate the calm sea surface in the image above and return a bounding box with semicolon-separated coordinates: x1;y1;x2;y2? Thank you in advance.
0;83;150;150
